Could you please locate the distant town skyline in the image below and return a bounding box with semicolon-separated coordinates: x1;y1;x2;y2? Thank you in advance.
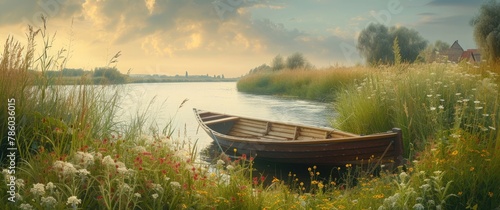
0;0;488;77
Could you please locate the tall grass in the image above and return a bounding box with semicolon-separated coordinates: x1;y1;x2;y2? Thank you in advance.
333;63;499;155
0;26;122;161
237;67;369;101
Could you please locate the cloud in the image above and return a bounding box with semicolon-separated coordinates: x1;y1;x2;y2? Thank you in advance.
0;0;84;27
427;0;486;7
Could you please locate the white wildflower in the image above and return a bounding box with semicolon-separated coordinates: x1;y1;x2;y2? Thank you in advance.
116;167;129;175
45;182;56;191
19;203;33;210
152;193;159;199
101;155;115;167
30;183;46;197
77;169;91;177
216;159;225;166
489;126;496;131
74;151;94;168
475;106;483;110
53;161;77;176
66;196;82;207
474;100;480;104
399;172;408;182
413;203;425;210
164;176;171;182
16;179;25;188
170;181;181;189
430;107;436;111
41;196;57;207
152;183;164;192
134;193;141;198
226;165;235;170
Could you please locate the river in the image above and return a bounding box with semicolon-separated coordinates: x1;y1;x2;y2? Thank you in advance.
117;82;335;152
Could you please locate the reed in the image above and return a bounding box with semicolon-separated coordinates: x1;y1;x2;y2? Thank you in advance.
237;67;369;101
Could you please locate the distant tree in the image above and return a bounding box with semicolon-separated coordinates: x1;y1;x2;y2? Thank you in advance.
471;0;500;62
418;40;450;62
185;71;188;78
357;23;393;65
271;54;285;71
357;23;427;65
249;64;271;74
391;26;427;63
221;74;225;79
286;52;308;69
93;67;126;84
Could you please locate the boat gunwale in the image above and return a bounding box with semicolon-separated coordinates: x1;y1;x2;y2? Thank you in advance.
194;108;399;145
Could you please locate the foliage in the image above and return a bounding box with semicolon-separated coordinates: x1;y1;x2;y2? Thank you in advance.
471;0;500;63
271;54;285;71
93;67;127;84
418;40;450;63
286;52;311;70
357;23;427;65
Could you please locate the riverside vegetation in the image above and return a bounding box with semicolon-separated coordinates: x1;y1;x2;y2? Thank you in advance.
1;26;500;210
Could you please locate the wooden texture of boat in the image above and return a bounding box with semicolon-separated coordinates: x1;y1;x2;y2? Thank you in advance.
194;108;404;166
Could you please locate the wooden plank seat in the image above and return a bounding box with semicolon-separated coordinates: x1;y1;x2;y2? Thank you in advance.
204;116;239;125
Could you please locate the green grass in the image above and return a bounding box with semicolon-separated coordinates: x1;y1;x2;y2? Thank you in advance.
237;67;369;101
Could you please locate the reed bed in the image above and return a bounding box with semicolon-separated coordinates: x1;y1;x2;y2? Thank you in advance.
237;67;369;101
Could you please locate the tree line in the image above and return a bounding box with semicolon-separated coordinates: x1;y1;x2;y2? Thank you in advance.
357;0;500;65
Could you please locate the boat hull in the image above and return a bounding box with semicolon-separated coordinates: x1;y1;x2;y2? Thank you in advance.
194;109;403;166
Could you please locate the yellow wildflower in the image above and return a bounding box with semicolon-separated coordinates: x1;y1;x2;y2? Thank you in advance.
451;150;458;156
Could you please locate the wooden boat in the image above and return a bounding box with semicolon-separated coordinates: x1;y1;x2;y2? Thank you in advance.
194;108;404;166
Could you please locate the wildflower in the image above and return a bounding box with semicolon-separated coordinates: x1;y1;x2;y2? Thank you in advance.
488;192;494;198
19;203;33;210
458;191;463;196
438;105;444;109
470;167;475;172
226;165;235;170
311;180;318;185
475;106;483;110
53;161;77;176
41;196;57;207
170;181;181;189
77;169;91;177
151;183;163;192
430;107;436;111
399;172;408;181
152;193;159;199
318;182;324;189
74;151;94;168
474;100;480;104
30;183;46;197
134;193;141;198
66;196;81;209
101;155;115;167
217;159;225;166
233;148;237;153
45;182;56;192
16;179;25;188
413;203;425;210
451;150;458;156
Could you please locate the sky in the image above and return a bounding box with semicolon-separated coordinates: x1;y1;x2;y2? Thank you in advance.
0;0;489;77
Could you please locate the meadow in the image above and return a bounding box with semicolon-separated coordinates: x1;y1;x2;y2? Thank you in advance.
1;27;499;209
